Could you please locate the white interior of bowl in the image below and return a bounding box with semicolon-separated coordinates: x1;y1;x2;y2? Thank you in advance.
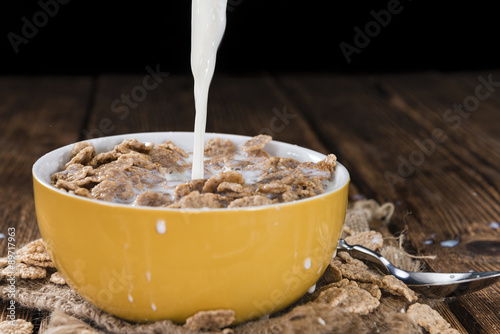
33;132;349;210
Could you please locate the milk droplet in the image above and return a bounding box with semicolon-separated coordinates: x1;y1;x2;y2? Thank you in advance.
308;284;316;293
304;257;312;270
0;233;5;239
318;317;326;326
440;240;459;248
489;222;499;229
156;219;167;234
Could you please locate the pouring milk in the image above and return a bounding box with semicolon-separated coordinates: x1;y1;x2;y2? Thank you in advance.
191;0;228;179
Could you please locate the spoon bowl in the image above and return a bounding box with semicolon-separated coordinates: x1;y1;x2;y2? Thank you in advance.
337;239;500;298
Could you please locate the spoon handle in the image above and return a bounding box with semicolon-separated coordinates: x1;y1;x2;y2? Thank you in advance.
337;239;392;275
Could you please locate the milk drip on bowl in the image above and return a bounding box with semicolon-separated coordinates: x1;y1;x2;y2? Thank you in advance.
191;0;228;180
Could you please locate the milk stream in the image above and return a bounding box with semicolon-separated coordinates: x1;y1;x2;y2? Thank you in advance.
191;0;228;179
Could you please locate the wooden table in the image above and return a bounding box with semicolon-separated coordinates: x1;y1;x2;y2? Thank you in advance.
1;71;499;333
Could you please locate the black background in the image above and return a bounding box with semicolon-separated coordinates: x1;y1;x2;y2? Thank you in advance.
0;0;498;75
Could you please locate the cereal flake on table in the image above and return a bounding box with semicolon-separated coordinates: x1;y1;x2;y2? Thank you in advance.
51;135;337;209
1;262;46;279
0;319;34;334
184;309;235;331
50;271;67;285
17;239;54;268
381;275;418;302
407;303;459;334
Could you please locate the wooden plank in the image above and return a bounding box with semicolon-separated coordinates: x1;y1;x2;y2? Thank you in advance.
0;76;93;244
86;73;327;150
275;72;500;333
0;76;93;331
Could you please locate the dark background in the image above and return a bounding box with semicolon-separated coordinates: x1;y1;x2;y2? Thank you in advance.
0;0;498;75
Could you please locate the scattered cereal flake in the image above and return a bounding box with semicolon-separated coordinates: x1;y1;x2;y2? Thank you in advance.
332;278;358;288
357;282;382;300
54;179;78;192
133;191;172;207
50;271;66;285
203;171;245;193
89;150;122;167
65;145;96;168
118;151;153;167
71;187;92;198
337;251;367;267
148;146;185;171
0;257;8;268
298;154;336;180
227;195;274;208
257;181;292;194
174;179;207;199
276;157;300;171
0;319;34;334
217;182;255;198
246;149;270;158
381;275;418;302
184;309;235;331
168;191;225;209
339;285;380;314
115;139;154;154
71;141;93;158
241;134;272;152
407;303;459;334
317;285;379;315
320;263;343;284
344;231;384;251
204;138;236;157
339;262;382;285
317;286;348;307
282;190;300;202
52;163;94;184
2;262;46;279
91;180;135;202
17;239;54;268
160;140;189;158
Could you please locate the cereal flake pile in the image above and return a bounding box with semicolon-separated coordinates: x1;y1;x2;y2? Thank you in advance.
51;135;336;208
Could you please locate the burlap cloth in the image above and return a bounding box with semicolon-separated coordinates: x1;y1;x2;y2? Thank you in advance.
0;200;458;334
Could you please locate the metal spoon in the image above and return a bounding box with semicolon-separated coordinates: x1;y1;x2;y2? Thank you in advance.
337;239;500;298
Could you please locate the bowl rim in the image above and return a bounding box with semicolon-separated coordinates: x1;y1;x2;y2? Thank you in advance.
33;131;350;212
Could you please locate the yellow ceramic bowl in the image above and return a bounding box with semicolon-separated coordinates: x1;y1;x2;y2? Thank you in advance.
32;132;349;324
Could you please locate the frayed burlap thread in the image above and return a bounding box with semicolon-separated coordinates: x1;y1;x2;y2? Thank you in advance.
0;200;457;334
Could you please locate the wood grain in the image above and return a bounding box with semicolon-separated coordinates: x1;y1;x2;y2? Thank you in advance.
276;71;500;333
1;72;499;333
0;75;93;332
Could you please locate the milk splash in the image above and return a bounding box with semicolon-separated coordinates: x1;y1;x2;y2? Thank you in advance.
191;0;228;179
